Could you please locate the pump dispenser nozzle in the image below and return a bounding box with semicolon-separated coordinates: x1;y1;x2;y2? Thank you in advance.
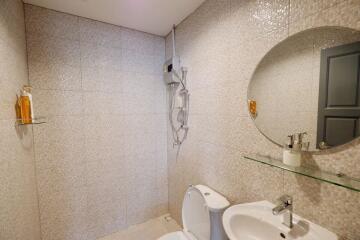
285;134;295;149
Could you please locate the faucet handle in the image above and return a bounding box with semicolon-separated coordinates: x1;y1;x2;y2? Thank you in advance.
297;132;307;143
302;141;310;151
277;195;292;205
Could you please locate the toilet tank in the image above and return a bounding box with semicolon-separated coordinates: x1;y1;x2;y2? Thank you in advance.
182;185;230;240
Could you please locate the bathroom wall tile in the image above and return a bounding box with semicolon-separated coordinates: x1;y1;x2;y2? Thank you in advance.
157;176;169;214
167;137;188;224
239;159;284;203
33;116;84;168
40;208;89;240
40;188;89;239
305;145;360;180
312;27;360;50
165;34;173;60
180;141;229;191
87;177;128;238
289;0;346;24
121;72;156;96
128;131;164;157
122;91;165;115
122;113;166;135
336;0;360;30
81;66;122;92
236;26;288;71
183;139;284;203
32;89;83;117
25;4;80;41
84;117;129;238
83;91;123;115
121;49;161;74
0;119;41;240
0;0;27;49
83;113;125;135
284;172;360;240
0;1;41;240
29;60;82;91
36;159;86;195
120;73;165;113
0;38;28;86
154;128;169;151
119;115;166;156
33;117;87;240
84;116;128;183
27;34;81;67
38;186;87;222
85;155;127;185
189;114;235;150
152;55;166;75
190;81;247;116
6;196;41;240
1;206;17;240
230;0;289;38
127;185;159;225
289;0;360;35
154;36;166;57
80;41;122;70
120;27;157;55
79;18;122;48
186;0;231;37
127;152;158;189
38;187;88;240
0;38;28;120
86;172;127;203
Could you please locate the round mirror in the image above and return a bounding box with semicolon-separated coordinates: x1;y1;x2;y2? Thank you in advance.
248;27;360;151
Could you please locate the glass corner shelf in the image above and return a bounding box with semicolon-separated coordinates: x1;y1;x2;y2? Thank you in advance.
16;117;46;126
243;154;360;192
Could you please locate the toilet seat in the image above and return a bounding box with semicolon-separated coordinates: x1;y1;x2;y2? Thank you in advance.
158;231;194;240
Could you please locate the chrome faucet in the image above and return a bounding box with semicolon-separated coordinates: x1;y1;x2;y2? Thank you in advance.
272;195;293;228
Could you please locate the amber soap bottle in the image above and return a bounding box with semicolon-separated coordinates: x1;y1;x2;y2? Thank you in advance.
18;86;33;124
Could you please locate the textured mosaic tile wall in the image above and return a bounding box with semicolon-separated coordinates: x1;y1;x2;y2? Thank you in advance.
0;1;41;240
25;4;167;240
165;0;360;239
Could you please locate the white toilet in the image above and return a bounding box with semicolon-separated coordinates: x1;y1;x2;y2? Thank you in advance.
159;185;230;240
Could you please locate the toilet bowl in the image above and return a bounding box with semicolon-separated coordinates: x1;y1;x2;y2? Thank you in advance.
158;185;230;240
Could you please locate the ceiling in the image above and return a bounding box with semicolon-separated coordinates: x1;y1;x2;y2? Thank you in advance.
23;0;206;36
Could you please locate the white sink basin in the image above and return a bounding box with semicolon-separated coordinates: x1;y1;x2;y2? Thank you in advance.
222;201;337;240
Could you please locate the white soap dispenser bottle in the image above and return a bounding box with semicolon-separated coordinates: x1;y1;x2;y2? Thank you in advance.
283;134;301;167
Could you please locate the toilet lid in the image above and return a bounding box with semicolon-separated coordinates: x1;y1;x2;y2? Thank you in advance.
182;186;210;240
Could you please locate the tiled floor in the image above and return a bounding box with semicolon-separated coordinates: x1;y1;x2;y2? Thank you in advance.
98;215;181;240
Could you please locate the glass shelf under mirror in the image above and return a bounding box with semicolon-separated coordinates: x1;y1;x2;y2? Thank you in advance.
243;154;360;192
15;117;46;126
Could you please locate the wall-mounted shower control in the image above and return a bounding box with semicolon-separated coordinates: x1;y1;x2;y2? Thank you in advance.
164;56;181;85
165;26;189;147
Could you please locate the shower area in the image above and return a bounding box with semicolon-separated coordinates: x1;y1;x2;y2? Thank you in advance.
0;1;186;239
